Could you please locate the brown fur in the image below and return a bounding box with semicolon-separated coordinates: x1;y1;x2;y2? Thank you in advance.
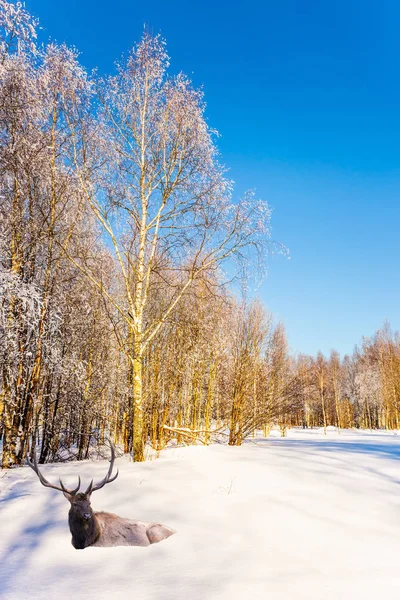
91;511;175;547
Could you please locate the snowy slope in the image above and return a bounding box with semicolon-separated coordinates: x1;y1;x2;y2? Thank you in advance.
2;429;400;599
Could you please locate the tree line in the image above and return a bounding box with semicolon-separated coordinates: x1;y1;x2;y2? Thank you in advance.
0;1;399;468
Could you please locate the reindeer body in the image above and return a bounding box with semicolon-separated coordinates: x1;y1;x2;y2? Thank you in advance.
27;441;175;550
69;507;174;549
89;512;174;548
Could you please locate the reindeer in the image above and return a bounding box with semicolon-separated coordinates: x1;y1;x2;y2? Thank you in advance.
27;441;175;549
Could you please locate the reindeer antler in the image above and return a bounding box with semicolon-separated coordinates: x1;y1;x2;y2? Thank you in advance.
84;439;119;495
26;451;81;496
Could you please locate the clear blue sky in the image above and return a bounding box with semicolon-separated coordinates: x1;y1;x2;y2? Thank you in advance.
29;0;400;358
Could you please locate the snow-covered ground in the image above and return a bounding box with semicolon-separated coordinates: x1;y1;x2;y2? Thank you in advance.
2;428;400;599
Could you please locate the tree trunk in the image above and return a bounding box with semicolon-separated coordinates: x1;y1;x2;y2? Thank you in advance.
132;340;145;462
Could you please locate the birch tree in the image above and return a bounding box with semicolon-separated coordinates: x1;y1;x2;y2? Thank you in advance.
0;1;115;466
68;34;276;461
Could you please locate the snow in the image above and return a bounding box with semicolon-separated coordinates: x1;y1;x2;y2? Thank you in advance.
268;427;282;437
2;429;400;599
316;425;339;434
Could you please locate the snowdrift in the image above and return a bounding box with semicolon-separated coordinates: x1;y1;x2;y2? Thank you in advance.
2;429;400;599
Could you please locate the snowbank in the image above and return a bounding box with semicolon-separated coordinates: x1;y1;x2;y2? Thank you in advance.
2;429;400;599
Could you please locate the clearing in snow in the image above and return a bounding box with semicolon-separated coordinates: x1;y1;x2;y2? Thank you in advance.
1;429;400;599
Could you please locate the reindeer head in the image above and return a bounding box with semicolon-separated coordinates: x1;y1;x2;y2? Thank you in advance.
65;492;93;520
26;440;119;521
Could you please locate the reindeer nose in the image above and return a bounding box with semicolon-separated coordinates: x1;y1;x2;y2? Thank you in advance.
83;513;92;520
